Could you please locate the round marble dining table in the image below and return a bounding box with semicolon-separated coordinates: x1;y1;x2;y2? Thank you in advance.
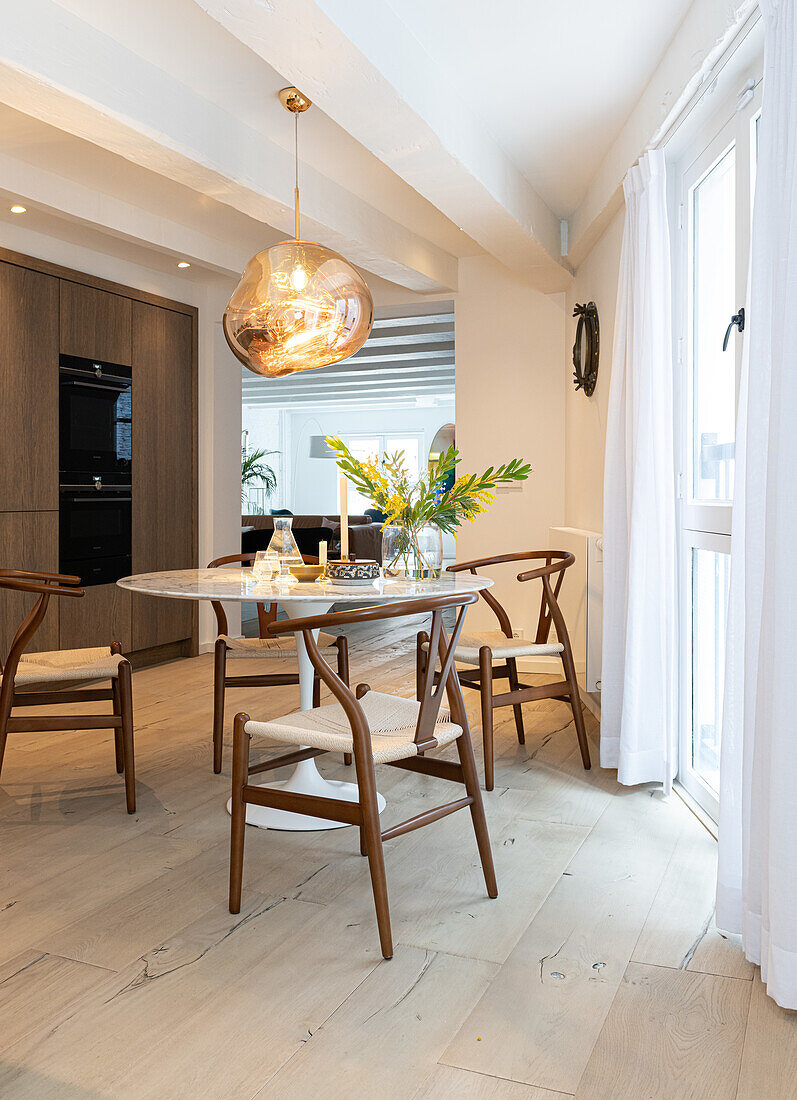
117;568;492;831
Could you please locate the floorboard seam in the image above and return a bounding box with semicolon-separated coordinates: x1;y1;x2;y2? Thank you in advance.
632;958;755;983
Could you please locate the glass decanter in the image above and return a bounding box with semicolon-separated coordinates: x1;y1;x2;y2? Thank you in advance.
266;516;303;583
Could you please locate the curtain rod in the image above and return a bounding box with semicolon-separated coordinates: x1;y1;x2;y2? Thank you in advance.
652;2;762;152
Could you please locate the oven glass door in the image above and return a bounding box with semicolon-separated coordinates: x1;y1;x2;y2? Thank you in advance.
60;492;132;563
60;378;132;474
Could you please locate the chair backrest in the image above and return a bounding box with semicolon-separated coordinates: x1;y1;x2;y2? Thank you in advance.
265;592;477;749
0;571;84;709
447;551;575;647
206;552;319;639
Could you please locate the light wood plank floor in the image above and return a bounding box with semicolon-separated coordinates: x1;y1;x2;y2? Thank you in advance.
0;615;794;1098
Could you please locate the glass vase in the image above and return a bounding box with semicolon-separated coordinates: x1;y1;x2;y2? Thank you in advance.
266;516;303;582
382;523;443;581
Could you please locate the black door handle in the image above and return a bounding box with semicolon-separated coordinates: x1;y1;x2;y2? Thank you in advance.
723;307;745;351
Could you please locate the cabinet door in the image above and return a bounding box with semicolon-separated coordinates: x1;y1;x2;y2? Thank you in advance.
60;280;132;365
59;582;132;652
131;303;195;650
0;263;59;511
0;512;59;662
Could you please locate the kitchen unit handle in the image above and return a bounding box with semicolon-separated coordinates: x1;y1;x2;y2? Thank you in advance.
65;496;132;504
62;378;130;393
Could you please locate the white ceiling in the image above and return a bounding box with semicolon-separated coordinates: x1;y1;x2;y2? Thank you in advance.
383;0;694;217
0;0;728;295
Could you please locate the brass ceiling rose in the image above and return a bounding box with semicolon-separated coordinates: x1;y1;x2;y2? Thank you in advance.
223;86;373;379
278;87;312;113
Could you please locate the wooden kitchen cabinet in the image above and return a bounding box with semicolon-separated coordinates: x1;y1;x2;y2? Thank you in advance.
0;263;59;511
131;302;195;650
58;582;132;652
60;279;132;365
0;511;60;661
0;247;197;662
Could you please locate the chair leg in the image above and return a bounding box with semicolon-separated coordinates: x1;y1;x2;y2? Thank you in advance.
112;680;124;774
479;646;495;791
561;649;591;770
355;751;393;959
506;658;525;745
455;726;498;899
337;638;353;767
117;660;136;814
312;674;321;709
213;639;227;774
415;630;429;702
0;691;12;779
229;712;250;915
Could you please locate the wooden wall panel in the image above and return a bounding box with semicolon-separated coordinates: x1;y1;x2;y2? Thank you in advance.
0;512;59;662
131;303;194;650
58;583;132;653
0;263;59;512
60;281;132;365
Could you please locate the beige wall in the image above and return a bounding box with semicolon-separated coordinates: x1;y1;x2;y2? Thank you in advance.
455;255;567;636
564;207;625;534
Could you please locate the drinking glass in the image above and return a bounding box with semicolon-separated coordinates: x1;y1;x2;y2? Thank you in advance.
252;550;274;581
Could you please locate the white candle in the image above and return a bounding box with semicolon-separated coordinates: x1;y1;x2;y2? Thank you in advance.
319;540;327;568
339;475;349;561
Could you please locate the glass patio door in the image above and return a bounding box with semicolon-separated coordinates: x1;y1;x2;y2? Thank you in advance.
673;83;759;821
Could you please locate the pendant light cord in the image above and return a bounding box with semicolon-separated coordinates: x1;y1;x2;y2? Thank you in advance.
294;110;300;240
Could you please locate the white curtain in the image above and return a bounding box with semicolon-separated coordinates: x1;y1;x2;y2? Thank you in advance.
601;150;677;788
716;0;797;1010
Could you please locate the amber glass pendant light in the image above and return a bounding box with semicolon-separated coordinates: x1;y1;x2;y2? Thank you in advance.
223;88;374;378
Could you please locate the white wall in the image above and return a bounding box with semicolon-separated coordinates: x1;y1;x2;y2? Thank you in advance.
564;208;625;533
455;255;567;637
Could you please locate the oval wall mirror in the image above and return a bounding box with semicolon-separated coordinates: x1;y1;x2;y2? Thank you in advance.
572;301;600;397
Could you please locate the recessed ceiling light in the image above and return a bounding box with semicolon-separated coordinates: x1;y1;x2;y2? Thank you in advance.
10;204;26;214
177;261;191;269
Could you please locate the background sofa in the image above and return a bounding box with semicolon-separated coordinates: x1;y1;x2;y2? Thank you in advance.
241;513;384;562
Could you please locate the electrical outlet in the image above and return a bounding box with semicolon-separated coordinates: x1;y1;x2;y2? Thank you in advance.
512;629;524;639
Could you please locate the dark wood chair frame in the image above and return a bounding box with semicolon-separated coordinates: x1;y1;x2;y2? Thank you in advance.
0;569;136;813
416;551;591;790
229;591;498;960
208;553;350;774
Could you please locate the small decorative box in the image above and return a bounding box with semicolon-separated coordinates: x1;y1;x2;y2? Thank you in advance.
325;559;381;586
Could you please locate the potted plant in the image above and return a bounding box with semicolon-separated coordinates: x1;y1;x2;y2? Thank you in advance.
242;447;278;511
326;436;531;578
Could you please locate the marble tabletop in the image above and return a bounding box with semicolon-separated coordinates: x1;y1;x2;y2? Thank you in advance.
117;568;493;603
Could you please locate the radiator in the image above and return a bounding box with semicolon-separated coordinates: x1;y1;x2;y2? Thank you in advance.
548;526;603;694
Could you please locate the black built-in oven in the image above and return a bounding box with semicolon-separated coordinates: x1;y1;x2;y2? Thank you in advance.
59;355;132;586
59;355;132;476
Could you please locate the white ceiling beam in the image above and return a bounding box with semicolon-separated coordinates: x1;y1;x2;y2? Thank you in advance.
345;350;452;367
0;150;254;279
246;398;453;410
243;375;454;395
242;363;454;387
373;313;454;329
365;331;453;347
193;0;573;293
246;397;454;412
0;0;458;292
